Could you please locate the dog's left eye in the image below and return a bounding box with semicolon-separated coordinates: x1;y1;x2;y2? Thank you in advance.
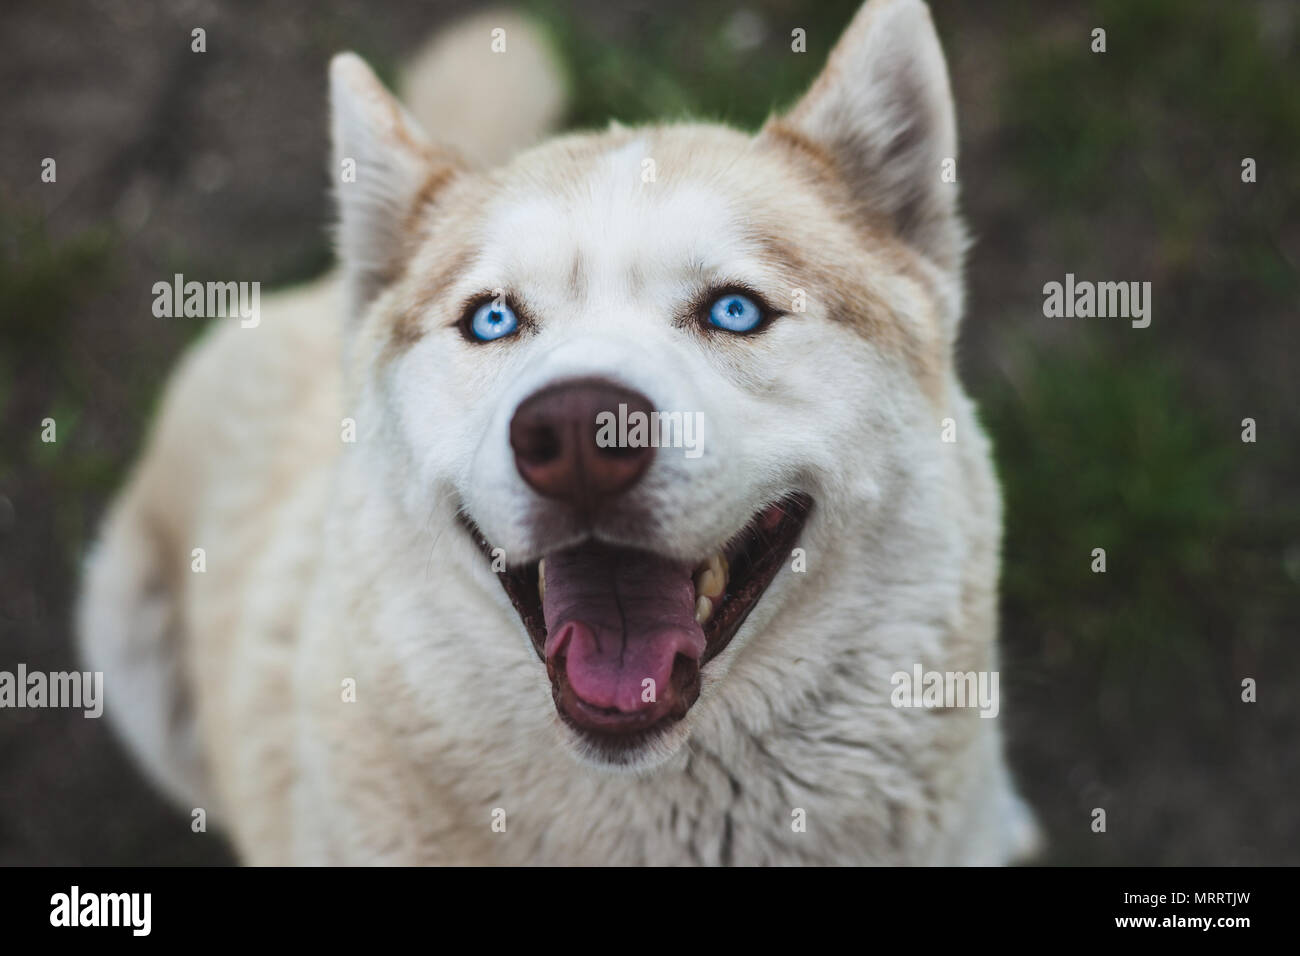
467;300;520;342
707;292;764;333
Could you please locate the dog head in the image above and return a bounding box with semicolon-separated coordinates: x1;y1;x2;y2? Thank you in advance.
330;0;971;770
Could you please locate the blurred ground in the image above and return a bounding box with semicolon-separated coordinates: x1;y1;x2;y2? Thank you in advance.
1;0;1297;864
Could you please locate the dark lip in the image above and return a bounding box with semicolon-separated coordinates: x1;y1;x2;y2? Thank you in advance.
459;492;813;739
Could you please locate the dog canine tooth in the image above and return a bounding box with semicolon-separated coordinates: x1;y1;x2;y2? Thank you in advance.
693;552;728;599
694;594;713;625
538;559;546;601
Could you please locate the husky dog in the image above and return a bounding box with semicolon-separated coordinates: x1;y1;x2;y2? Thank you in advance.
79;0;1038;864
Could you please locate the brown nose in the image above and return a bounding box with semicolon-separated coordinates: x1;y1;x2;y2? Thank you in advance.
510;380;655;503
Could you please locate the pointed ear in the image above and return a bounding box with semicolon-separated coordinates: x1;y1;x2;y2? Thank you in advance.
330;53;462;316
768;0;963;275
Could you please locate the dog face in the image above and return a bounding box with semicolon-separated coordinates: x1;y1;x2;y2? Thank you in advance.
331;0;969;769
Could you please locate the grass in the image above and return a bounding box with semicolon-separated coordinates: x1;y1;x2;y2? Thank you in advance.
987;341;1240;679
991;0;1298;674
1004;0;1300;307
527;0;861;130
0;206;124;574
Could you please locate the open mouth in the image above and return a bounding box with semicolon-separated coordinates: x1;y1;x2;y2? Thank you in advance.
462;493;812;751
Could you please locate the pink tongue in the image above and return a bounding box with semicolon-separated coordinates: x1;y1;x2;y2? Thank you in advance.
542;543;705;714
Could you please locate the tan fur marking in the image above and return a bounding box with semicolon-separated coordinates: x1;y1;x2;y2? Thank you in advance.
760;121;843;186
758;123;948;402
386;245;478;357
403;165;459;241
749;225;944;403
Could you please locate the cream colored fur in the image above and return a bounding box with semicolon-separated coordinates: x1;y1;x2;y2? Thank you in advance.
79;0;1038;864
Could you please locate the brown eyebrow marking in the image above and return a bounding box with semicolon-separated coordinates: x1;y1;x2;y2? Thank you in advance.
385;245;478;358
750;231;890;337
747;226;945;404
760;120;843;186
403;165;459;242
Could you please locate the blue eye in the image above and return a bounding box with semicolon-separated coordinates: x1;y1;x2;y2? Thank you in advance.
707;292;763;333
468;299;520;342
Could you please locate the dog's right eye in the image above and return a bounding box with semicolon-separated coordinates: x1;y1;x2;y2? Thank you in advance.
704;291;767;334
464;299;520;343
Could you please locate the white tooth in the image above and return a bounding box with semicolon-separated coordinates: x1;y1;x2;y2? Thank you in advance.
694;552;728;599
694;594;713;625
538;559;546;601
